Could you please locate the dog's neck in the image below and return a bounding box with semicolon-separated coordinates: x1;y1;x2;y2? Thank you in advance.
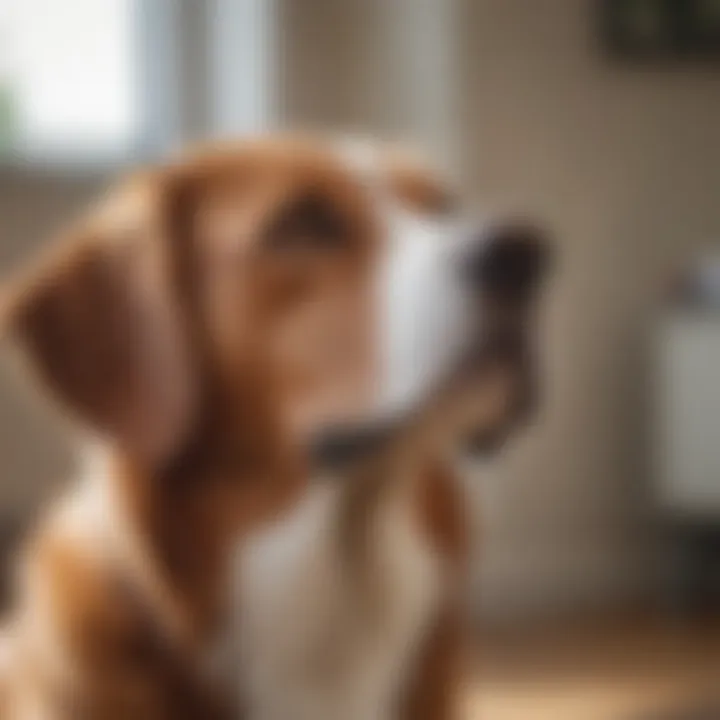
102;392;305;650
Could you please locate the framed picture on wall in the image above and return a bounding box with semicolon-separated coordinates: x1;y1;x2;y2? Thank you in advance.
601;0;720;59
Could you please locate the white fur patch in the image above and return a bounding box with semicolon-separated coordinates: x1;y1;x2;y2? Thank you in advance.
335;137;475;423
234;480;442;720
377;207;472;417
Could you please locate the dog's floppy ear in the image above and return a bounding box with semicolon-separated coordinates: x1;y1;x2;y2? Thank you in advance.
0;176;195;467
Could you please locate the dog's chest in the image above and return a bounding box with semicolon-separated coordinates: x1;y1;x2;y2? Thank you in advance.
232;482;442;720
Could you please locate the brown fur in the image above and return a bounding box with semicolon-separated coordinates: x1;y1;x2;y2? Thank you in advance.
385;150;458;216
401;462;470;720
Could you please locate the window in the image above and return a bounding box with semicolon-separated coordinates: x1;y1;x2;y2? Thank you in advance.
0;0;140;162
0;0;277;167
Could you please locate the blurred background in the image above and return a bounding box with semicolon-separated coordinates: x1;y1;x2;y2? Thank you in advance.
1;1;720;717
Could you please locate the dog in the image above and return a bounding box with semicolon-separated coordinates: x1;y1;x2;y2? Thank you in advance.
0;135;548;719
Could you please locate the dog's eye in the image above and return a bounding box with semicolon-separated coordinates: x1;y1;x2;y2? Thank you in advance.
264;194;348;251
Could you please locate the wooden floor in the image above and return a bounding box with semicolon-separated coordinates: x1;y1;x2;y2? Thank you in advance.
465;616;720;720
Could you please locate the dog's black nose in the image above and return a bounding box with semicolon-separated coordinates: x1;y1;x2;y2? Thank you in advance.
464;221;550;302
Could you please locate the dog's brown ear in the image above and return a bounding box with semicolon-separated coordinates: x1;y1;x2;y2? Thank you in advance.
0;178;195;467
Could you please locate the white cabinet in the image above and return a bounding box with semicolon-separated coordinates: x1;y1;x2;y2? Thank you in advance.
657;314;720;516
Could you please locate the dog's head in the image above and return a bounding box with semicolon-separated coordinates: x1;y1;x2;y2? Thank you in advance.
1;137;549;476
